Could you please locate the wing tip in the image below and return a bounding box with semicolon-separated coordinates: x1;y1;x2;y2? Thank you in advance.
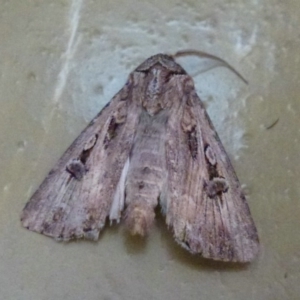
174;233;260;263
21;212;104;243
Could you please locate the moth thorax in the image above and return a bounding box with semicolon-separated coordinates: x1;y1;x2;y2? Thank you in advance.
142;67;170;115
125;203;155;236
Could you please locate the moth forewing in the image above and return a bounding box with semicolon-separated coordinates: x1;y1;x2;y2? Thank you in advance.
21;53;259;262
165;84;259;262
21;80;141;241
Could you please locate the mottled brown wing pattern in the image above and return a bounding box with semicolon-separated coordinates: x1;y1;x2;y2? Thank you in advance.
21;53;258;262
165;77;259;262
21;78;141;241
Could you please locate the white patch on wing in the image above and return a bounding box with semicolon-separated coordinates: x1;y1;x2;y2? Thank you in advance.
109;158;130;223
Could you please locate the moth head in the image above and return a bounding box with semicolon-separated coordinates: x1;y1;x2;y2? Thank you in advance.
135;54;186;74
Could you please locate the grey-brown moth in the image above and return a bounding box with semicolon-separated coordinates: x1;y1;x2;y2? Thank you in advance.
21;52;259;262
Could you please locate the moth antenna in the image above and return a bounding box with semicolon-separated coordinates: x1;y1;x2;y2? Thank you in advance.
172;49;248;84
264;117;279;130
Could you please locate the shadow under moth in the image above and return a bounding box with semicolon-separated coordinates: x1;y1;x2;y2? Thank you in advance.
21;51;259;262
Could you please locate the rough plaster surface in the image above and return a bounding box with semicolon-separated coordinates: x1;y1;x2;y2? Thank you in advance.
1;0;300;299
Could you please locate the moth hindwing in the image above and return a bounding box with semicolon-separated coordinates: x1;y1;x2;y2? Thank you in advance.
21;53;259;262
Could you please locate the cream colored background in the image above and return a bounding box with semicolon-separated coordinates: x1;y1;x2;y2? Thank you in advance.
1;1;300;299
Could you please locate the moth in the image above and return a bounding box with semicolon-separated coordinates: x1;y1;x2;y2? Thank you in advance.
21;51;259;262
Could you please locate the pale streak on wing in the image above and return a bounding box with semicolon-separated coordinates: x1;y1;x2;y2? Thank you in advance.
165;79;259;262
21;80;140;241
109;157;130;223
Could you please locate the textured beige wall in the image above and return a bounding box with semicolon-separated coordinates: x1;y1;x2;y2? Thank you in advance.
1;0;300;299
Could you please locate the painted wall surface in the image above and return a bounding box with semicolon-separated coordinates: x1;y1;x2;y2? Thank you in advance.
1;1;299;299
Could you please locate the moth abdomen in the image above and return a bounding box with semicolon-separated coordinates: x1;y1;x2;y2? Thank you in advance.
124;169;165;236
125;202;156;236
